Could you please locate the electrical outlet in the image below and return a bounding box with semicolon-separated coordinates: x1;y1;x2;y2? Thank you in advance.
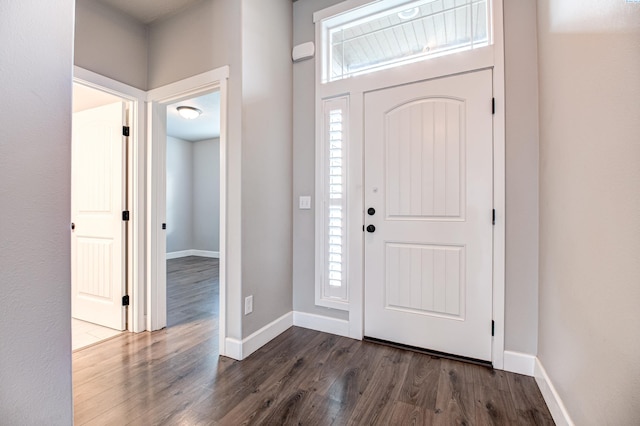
244;295;253;315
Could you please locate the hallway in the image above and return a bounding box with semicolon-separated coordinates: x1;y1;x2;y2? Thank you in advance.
72;257;552;425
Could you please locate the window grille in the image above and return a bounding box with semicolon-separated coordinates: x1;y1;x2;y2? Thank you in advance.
322;0;489;82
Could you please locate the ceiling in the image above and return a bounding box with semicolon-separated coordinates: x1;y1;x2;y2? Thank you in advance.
73;84;221;141
167;92;221;141
95;0;204;24
76;1;220;141
73;84;121;112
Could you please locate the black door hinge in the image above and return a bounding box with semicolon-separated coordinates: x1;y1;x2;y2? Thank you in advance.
123;126;130;137
122;295;130;306
122;210;130;221
492;209;495;225
162;223;167;230
491;320;495;337
492;98;495;115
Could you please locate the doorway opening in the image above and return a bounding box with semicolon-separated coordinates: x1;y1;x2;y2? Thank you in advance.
71;82;130;350
165;91;221;329
146;67;230;355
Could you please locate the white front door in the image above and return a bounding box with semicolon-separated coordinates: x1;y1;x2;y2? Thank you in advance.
364;70;493;361
71;102;127;331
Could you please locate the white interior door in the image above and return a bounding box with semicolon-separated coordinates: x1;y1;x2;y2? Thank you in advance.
72;101;127;331
364;70;493;361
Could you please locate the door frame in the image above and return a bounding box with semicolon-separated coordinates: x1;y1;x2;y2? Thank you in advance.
73;66;147;333
146;66;230;354
314;0;506;368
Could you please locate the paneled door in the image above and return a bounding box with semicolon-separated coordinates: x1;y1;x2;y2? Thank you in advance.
72;102;127;331
364;70;493;361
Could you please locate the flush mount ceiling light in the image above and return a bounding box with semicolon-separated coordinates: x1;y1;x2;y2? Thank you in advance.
176;106;202;120
397;7;419;20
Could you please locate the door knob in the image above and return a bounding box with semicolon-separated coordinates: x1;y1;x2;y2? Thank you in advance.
71;223;75;231
367;207;375;216
366;224;376;233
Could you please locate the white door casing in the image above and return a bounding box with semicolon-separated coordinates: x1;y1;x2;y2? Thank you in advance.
72;101;127;331
364;70;493;361
146;67;231;357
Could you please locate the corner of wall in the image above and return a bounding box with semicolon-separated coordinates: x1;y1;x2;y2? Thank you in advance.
502;351;536;376
534;358;575;426
225;312;293;360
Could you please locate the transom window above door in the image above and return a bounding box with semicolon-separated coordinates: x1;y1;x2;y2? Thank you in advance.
320;0;490;83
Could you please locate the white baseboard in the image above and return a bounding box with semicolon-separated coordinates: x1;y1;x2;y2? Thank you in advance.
503;350;535;376
534;358;575;426
166;250;192;259
190;250;219;258
224;312;293;361
166;249;219;260
224;337;243;360
293;311;350;338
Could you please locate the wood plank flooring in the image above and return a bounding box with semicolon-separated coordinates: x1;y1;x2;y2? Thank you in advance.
73;256;554;425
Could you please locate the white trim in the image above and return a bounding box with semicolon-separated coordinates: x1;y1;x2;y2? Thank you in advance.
73;66;146;333
347;91;364;341
313;0;418;23
146;67;229;102
147;101;168;331
190;250;219;258
166;250;191;260
146;67;231;358
293;311;350;337
318;49;494;99
166;250;220;259
224;312;294;361
490;0;507;372
534;358;575;426
74;66;146;100
503;351;535;376
224;337;243;361
217;75;229;358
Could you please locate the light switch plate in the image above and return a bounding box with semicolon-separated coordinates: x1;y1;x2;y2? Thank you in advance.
299;196;311;210
245;295;253;315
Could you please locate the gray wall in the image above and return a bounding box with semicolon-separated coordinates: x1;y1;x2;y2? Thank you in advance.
75;0;239;92
291;0;541;353
79;0;245;338
241;0;294;336
148;0;232;90
76;0;295;342
292;0;349;321
536;1;640;424
166;136;195;253
148;0;295;338
193;138;221;252
503;0;539;355
75;0;148;90
150;0;244;339
166;136;220;253
0;0;74;423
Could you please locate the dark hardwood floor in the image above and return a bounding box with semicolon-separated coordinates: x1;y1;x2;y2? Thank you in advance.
73;256;554;425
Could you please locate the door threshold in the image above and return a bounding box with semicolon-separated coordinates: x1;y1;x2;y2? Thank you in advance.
363;336;493;368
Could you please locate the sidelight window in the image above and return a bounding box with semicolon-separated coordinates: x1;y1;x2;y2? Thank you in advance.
316;96;349;308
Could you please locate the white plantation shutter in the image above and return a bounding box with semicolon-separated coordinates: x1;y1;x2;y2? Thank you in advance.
316;96;349;308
